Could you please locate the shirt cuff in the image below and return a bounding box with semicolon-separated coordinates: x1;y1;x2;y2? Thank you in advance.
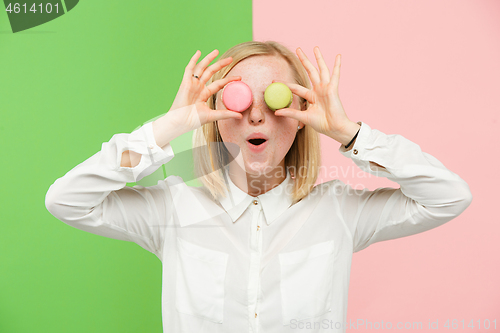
338;121;392;178
115;121;175;182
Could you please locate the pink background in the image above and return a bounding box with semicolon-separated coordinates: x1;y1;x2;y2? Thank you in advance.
254;0;499;328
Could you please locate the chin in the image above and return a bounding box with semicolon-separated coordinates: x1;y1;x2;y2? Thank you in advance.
244;161;279;177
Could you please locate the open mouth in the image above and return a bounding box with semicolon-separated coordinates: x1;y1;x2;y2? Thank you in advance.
248;138;267;146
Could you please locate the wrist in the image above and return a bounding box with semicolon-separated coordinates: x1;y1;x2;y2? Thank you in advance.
329;121;361;146
152;112;187;148
343;121;361;150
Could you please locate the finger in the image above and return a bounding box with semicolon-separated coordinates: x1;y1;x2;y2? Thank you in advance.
211;110;243;122
272;80;312;103
296;47;320;86
200;75;241;102
193;49;219;77
274;107;308;125
314;46;331;83
330;54;341;91
183;50;202;81
200;56;233;83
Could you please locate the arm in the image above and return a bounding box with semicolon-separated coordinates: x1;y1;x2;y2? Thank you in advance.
120;111;185;168
45;49;244;259
275;47;471;251
45;119;180;259
333;122;473;253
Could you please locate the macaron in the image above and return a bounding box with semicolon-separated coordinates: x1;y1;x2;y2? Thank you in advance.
264;82;293;111
221;81;253;112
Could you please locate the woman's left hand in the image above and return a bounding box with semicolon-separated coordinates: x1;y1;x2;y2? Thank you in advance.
274;46;359;145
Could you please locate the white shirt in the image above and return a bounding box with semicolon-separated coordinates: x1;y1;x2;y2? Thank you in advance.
45;121;472;333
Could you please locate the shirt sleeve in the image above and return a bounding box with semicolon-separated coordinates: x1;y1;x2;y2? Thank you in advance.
45;121;175;259
334;121;473;253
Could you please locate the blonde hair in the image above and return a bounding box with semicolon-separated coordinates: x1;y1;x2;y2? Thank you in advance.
192;40;321;205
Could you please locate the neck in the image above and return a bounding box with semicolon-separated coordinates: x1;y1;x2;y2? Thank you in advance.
227;162;287;197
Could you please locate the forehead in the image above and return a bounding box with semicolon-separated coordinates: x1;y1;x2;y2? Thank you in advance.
227;55;295;85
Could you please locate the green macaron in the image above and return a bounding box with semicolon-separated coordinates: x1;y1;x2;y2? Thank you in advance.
264;82;293;111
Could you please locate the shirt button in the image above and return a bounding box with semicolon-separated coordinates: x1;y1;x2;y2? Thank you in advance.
257;226;260;231
353;149;358;155
255;313;257;318
253;200;258;205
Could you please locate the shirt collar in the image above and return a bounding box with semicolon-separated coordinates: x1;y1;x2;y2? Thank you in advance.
218;166;294;225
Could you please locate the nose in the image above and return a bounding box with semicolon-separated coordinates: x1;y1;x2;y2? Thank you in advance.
247;95;269;125
248;107;264;124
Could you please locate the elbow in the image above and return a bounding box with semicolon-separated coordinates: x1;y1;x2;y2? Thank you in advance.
421;182;473;221
458;185;473;214
45;183;68;220
45;184;59;218
45;183;101;227
444;183;473;219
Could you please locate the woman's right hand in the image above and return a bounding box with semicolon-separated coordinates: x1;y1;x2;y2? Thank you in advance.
167;49;243;133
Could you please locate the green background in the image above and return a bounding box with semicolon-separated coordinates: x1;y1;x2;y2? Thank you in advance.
0;1;251;332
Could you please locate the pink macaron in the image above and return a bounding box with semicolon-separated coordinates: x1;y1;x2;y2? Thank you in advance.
221;81;253;112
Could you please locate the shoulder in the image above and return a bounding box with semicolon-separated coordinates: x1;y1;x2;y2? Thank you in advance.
162;175;217;202
163;175;208;193
161;175;226;226
311;178;348;197
306;179;371;203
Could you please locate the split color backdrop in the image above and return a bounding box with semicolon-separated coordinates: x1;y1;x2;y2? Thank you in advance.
1;0;498;332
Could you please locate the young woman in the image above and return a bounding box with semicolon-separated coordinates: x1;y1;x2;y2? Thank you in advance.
45;41;472;333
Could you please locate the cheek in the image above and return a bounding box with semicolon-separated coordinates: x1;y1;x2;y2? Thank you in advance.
215;93;223;110
291;95;301;110
294;96;308;113
217;119;238;142
274;121;298;149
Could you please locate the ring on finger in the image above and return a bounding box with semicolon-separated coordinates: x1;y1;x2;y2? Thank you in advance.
192;74;200;79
